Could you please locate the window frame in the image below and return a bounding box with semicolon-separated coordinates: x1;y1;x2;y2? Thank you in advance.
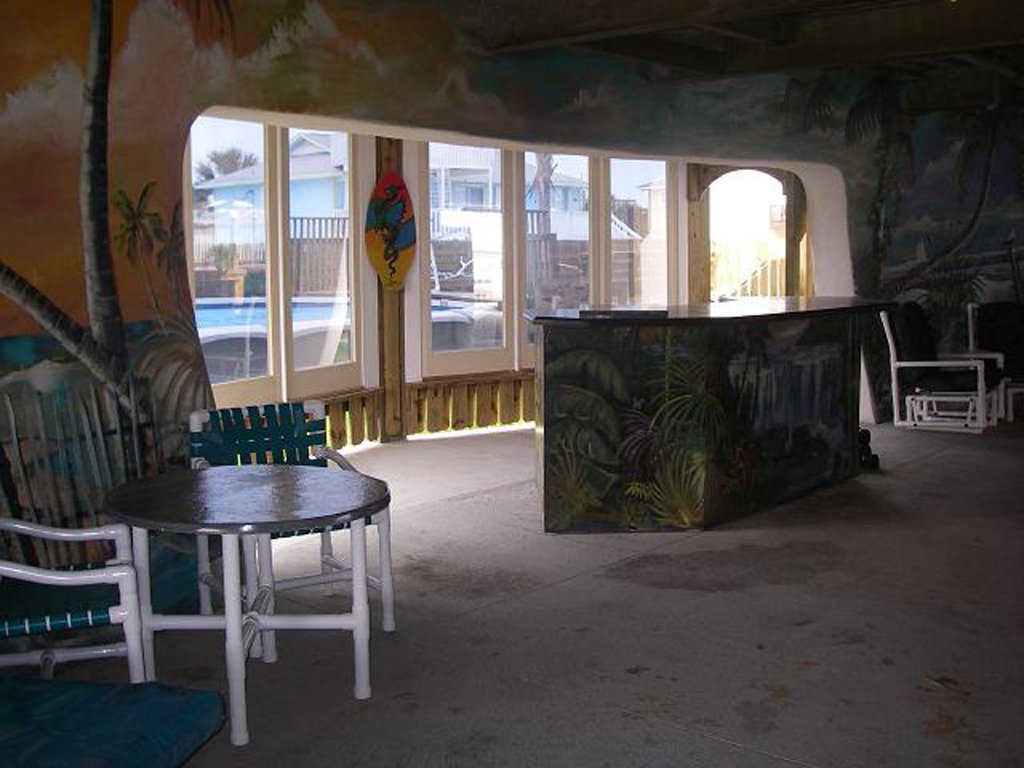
184;108;376;408
184;111;798;409
415;140;516;378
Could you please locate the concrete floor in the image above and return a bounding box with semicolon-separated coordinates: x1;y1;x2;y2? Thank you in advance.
50;424;1024;765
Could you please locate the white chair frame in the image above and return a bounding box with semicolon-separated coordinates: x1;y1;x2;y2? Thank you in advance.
880;309;1005;434
967;301;1022;422
189;401;395;634
0;519;145;682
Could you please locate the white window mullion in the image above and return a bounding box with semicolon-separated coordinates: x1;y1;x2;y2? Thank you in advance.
267;124;290;400
414;140;431;382
353;134;378;390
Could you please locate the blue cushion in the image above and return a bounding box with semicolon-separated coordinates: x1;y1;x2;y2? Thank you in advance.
0;677;224;767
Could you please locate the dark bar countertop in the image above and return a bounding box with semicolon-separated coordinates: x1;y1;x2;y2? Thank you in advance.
533;296;891;326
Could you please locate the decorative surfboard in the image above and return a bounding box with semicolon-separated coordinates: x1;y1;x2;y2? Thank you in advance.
365;171;416;291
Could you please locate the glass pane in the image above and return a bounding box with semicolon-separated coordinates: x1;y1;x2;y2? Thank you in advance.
609;158;667;306
429;142;504;351
524;152;590;343
709;170;786;300
190;116;268;384
288;128;352;369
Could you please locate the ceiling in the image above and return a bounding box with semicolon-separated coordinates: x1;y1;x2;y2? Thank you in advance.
463;0;1024;101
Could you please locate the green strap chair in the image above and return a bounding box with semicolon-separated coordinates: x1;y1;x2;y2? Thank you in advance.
0;519;145;681
188;400;395;635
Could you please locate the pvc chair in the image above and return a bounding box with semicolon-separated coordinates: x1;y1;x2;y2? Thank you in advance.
967;301;1024;421
880;304;1006;433
188;400;395;634
0;519;145;682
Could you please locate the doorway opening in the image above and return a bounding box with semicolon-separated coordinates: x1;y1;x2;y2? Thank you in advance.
710;170;786;300
686;163;808;303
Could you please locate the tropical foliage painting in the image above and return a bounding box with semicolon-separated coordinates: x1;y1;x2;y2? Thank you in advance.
540;317;857;532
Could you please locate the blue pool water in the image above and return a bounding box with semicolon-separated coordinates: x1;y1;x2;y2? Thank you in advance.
195;299;344;329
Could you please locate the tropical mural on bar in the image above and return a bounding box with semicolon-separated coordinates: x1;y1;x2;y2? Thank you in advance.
540;317;858;532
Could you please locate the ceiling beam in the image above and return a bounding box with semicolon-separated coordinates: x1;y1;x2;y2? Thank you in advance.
579;36;727;76
720;0;1024;76
479;0;920;54
953;53;1022;81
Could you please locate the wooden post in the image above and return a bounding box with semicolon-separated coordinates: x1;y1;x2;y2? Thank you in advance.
783;172;807;296
376;137;405;441
686;164;711;304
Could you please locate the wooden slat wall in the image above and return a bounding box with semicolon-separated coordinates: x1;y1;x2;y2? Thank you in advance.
405;371;535;437
325;389;384;448
326;374;536;447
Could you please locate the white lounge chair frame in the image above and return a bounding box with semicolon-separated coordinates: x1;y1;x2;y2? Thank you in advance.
880;309;1005;434
967;301;1022;422
0;519;144;682
189;400;395;633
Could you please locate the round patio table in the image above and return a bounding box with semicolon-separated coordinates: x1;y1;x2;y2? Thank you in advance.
104;464;390;746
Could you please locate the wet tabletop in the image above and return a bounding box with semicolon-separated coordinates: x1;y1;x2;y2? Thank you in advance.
103;465;390;535
532;296;892;325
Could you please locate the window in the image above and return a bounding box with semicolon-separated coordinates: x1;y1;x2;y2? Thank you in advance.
524;152;591;343
187;113;366;406
427;142;506;356
287;128;352;370
189;116;269;386
609;158;667;306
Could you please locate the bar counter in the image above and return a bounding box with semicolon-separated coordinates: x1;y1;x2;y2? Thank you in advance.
533;297;888;532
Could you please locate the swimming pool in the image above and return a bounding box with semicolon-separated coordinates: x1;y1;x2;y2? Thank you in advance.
194;298;347;333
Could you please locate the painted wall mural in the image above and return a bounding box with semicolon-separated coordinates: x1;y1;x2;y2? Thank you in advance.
1;0;1021;450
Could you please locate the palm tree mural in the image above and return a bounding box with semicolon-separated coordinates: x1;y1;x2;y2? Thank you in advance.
894;103;1023;295
843;75;916;298
81;0;124;378
114;182;165;325
0;0;232;413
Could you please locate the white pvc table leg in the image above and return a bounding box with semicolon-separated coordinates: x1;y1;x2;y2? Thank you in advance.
242;535;262;659
377;508;396;632
131;526;156;681
222;533;249;746
350;518;370;700
257;533;277;663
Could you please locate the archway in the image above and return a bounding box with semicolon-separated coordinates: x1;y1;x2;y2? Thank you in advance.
686;163;808;303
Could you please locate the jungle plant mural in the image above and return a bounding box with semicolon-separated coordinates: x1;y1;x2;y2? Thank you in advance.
540;316;857;532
